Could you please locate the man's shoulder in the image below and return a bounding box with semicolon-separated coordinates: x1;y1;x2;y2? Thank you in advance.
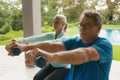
93;37;112;49
96;37;112;45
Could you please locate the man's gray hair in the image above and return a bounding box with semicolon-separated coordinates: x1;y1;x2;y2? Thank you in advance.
80;10;102;27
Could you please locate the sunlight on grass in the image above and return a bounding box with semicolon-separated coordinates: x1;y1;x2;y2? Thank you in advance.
113;45;120;61
0;30;23;45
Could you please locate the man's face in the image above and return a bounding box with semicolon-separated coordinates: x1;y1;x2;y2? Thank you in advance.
79;17;101;43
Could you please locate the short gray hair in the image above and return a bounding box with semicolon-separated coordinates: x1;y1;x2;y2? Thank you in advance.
80;10;102;27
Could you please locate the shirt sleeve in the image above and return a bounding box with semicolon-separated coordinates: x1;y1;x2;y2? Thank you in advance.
19;33;54;44
62;36;80;50
92;39;113;63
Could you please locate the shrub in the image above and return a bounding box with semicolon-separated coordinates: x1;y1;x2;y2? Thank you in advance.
0;23;10;34
41;21;54;33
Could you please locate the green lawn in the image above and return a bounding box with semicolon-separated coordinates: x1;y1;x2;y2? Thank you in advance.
113;45;120;61
0;30;23;45
103;24;120;29
0;24;120;61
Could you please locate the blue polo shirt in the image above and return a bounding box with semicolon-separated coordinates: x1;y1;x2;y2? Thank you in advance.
62;36;112;80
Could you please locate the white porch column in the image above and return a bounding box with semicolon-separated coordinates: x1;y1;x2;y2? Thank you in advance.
22;0;41;37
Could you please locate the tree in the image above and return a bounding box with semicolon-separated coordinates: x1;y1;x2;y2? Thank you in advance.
0;0;23;34
104;0;120;24
10;8;23;31
62;0;89;22
41;0;58;26
0;1;11;34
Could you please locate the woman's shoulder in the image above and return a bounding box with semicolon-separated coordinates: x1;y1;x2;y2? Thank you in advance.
42;32;55;36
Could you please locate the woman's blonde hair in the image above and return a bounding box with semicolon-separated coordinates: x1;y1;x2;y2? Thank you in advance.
54;14;67;32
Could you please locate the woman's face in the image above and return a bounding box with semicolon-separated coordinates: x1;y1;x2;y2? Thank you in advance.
53;17;65;33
